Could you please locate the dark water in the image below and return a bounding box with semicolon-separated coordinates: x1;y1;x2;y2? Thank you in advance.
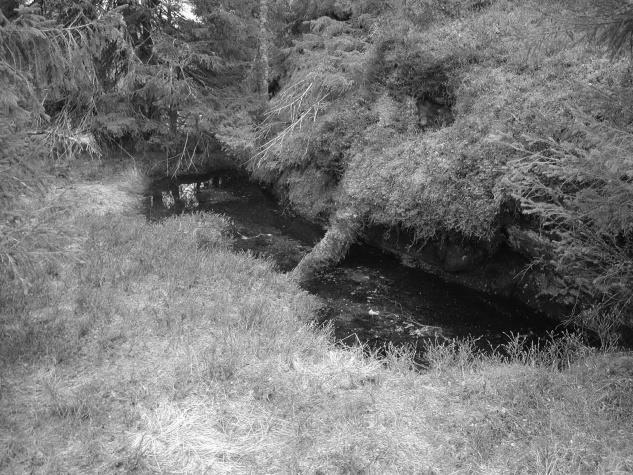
145;172;559;354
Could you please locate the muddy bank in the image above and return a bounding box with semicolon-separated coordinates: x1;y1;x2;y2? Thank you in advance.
362;225;568;320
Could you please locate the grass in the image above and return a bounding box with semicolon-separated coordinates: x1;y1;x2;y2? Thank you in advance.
0;160;632;473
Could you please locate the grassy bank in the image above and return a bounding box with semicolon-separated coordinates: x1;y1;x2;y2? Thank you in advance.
250;0;633;329
0;161;631;473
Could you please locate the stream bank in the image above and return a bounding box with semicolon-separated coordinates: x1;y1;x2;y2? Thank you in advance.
145;171;560;354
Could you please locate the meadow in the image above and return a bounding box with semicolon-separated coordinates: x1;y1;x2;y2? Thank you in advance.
1;158;631;473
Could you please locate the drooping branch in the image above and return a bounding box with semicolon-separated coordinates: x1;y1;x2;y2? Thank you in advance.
251;77;329;167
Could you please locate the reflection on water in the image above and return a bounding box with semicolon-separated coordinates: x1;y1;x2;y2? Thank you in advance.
145;172;558;355
150;179;228;212
146;172;322;271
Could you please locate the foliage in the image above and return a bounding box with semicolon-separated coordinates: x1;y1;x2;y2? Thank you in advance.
500;110;633;331
0;5;131;299
2;0;632;337
0;5;129;118
248;7;369;221
490;1;633;330
0;0;266;173
252;0;506;239
0;0;269;297
248;0;633;331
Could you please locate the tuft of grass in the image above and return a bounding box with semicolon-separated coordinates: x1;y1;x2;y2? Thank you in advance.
424;335;484;375
40;371;101;422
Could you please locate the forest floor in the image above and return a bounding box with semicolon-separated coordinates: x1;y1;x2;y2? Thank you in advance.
1;158;633;474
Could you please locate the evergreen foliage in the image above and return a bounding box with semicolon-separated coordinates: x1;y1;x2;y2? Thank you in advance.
0;0;257;297
0;0;268;169
0;116;68;306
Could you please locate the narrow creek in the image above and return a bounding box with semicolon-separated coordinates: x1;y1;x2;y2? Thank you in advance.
145;171;559;354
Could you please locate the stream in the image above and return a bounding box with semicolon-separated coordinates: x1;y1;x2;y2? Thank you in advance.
145;171;559;355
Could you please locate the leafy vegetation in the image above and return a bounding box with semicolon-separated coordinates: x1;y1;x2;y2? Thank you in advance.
0;0;266;171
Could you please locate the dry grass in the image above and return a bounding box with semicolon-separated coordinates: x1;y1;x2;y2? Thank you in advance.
1;160;632;473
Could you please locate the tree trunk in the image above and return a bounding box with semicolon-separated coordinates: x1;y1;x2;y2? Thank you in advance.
290;208;362;282
259;0;269;100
